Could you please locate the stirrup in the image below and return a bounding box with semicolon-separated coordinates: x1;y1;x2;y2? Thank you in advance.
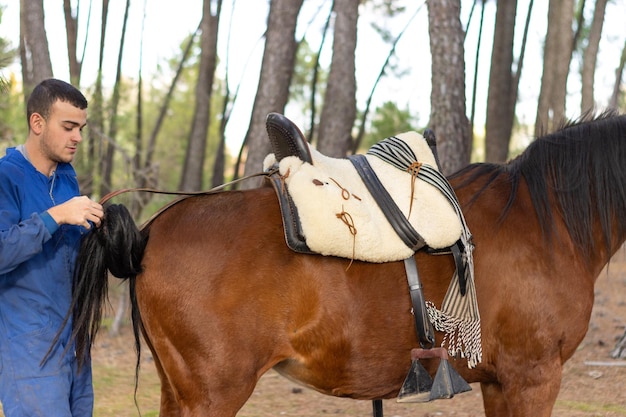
266;113;313;164
397;358;433;403
397;347;471;403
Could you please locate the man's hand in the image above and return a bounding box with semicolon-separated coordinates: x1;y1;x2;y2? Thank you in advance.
47;196;104;229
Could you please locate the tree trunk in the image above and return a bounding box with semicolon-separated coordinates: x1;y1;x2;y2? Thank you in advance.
143;30;199;186
80;0;109;198
609;38;626;109
179;0;223;192
535;0;575;136
99;0;130;198
317;0;358;158
580;0;607;114
240;0;303;189
485;0;517;163
427;0;471;175
63;0;82;85
19;0;53;92
307;6;333;146
469;1;486;132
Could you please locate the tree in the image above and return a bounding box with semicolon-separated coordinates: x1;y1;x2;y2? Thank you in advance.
63;0;83;85
289;38;328;142
19;0;53;92
305;7;332;144
353;3;423;154
145;31;199;189
609;38;626;109
0;6;20;146
99;0;131;198
535;0;575;135
179;0;223;191
361;101;418;151
580;0;608;113
317;0;359;158
484;0;518;163
81;0;110;197
427;0;471;175
240;0;304;188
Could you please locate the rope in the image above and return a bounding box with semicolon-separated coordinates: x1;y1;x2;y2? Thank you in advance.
98;170;274;205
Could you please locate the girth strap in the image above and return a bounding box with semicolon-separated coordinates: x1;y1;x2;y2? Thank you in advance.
348;154;426;252
404;256;436;348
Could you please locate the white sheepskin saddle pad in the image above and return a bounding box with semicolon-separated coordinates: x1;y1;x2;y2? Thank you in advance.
263;132;463;263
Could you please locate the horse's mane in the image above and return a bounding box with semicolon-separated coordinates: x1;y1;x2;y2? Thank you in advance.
452;110;626;260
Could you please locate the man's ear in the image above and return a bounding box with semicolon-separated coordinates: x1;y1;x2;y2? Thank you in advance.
29;113;44;134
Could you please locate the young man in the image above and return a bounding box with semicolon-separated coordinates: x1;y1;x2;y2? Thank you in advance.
0;78;104;416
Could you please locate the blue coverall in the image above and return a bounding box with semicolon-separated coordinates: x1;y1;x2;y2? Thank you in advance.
0;148;93;416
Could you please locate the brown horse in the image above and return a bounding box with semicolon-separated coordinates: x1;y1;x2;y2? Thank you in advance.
69;111;626;416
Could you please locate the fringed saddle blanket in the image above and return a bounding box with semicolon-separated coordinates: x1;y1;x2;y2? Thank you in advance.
263;132;462;263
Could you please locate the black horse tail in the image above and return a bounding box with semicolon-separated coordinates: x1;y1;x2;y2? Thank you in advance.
48;203;147;372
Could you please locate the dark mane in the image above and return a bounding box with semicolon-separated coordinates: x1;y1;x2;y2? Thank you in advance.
453;110;626;260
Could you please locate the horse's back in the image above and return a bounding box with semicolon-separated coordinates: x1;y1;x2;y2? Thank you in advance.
137;186;296;323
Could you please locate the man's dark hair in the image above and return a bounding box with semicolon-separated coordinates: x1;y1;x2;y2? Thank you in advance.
26;78;88;123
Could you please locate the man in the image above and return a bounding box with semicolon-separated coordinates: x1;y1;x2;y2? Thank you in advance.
0;78;104;416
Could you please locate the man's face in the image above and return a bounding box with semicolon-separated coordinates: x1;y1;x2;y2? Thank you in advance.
39;100;87;164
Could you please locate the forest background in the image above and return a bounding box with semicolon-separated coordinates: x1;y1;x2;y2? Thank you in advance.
0;0;625;213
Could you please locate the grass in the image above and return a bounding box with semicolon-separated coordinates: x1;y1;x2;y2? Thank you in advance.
0;363;161;417
91;359;161;417
555;400;626;415
0;327;162;417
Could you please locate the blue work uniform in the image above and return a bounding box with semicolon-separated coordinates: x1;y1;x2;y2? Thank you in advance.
0;148;93;416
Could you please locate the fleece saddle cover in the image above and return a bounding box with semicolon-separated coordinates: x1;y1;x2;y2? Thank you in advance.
263;132;462;263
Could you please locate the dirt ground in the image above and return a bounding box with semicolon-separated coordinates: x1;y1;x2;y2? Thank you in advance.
91;251;626;417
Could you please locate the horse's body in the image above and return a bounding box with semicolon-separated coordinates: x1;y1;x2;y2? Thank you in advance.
71;112;626;417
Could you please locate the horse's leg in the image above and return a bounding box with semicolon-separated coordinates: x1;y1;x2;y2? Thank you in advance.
153;353;182;417
154;342;264;417
480;382;509;416
482;358;562;417
141;331;182;416
137;277;272;416
159;382;182;417
141;322;263;416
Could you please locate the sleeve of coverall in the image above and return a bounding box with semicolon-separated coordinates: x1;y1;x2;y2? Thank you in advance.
0;171;53;275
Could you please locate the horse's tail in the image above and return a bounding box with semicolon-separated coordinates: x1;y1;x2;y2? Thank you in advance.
70;203;146;370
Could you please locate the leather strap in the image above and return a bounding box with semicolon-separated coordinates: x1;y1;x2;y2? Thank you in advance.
404;256;435;348
348;155;426;251
450;241;467;296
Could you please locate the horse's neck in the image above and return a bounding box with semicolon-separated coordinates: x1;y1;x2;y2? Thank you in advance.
453;170;619;282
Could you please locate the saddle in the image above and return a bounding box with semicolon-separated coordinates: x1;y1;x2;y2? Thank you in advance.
264;113;480;407
265;114;464;264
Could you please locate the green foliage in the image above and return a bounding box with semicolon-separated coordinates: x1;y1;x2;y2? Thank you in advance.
0;5;20;148
360;101;419;151
369;0;407;18
0;77;26;150
368;0;407;46
0;25;230;199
